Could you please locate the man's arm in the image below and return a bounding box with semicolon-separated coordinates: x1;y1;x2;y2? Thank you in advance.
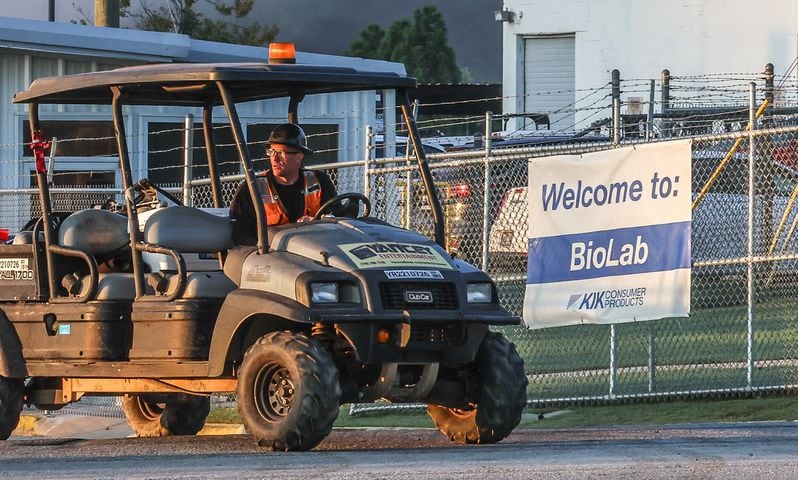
229;181;258;245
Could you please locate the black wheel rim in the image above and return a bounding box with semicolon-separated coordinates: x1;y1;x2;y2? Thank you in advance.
254;362;295;421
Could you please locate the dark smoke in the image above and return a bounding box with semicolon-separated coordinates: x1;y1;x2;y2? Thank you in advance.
249;0;503;83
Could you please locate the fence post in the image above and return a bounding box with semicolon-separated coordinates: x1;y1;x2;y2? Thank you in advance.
611;69;621;146
661;69;671;137
47;137;58;187
747;82;756;388
609;324;618;399
481;111;493;272
363;125;373;198
648;322;656;393
762;63;775;255
182;114;194;207
646;80;655;142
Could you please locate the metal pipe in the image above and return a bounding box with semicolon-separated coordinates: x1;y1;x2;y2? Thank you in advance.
481;111;493;271
182;114;194;207
746;82;756;388
691;99;770;210
112;87;145;298
217;81;269;254
48;0;55;21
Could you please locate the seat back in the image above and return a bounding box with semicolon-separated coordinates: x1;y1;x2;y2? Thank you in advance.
143;206;233;253
58;209;129;256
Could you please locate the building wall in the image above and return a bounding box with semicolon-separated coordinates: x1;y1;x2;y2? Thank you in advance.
501;0;798;128
0;51;378;190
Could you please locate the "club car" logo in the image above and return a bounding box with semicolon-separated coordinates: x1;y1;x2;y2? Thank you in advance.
404;290;433;303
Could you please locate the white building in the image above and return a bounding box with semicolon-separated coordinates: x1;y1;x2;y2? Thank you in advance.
499;0;798;131
0;16;404;190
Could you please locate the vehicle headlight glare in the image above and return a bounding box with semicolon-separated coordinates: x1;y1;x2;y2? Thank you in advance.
467;283;492;303
311;282;339;303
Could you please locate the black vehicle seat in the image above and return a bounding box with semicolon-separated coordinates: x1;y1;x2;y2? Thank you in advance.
57;209;133;300
142;206;236;299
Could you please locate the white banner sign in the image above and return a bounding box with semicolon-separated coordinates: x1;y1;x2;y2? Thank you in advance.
523;140;692;329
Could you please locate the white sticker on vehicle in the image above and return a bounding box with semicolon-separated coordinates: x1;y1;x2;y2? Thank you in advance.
0;257;33;281
385;270;444;280
341;242;453;269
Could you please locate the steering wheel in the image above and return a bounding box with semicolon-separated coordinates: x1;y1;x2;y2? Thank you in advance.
313;193;371;220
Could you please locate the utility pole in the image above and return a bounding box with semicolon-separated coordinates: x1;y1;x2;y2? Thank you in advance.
95;0;120;28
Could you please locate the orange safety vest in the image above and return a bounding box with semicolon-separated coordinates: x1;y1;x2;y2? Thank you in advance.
255;170;322;225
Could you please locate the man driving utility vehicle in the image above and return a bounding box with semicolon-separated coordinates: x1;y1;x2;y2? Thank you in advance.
231;123;337;244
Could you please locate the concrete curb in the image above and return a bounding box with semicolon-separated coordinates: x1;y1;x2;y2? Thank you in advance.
13;414;247;438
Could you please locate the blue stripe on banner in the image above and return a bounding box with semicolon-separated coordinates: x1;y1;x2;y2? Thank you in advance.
527;221;691;284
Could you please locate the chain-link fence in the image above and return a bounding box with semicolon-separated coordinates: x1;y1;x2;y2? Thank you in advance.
7;124;798;411
4;67;798;415
363;116;798;408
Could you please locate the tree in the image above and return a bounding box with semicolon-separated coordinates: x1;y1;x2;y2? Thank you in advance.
75;0;278;46
345;24;385;59
344;6;461;84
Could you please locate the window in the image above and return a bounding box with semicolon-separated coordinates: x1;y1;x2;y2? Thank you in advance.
147;122;240;185
23;120;116;157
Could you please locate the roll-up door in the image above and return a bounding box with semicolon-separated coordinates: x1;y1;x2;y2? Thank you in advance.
523;35;576;131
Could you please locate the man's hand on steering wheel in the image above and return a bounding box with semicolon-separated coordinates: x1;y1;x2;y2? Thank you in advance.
312;193;371;220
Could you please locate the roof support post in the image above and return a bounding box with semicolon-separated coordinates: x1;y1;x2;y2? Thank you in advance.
112;87;145;298
398;88;445;248
217;81;269;254
28;103;56;300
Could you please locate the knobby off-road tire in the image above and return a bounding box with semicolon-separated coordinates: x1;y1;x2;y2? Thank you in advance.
0;376;23;440
122;393;210;437
236;331;341;451
428;331;527;444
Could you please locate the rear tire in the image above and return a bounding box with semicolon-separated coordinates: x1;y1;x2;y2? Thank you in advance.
428;331;527;444
122;393;210;437
236;331;341;451
0;377;23;440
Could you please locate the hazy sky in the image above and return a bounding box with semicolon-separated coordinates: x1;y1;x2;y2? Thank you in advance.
0;0;503;82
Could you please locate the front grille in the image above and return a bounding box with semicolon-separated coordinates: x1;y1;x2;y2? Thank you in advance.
379;282;458;310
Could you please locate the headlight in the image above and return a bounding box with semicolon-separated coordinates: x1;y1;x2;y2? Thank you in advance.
310;282;339;303
467;283;493;303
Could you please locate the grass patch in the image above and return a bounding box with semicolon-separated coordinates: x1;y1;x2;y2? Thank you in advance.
523;396;798;429
206;396;798;429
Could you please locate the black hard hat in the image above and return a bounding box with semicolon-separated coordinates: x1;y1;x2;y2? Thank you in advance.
267;123;313;154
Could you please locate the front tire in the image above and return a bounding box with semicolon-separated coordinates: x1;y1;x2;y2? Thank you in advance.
428;331;527;444
122;393;210;437
236;331;341;451
0;377;23;440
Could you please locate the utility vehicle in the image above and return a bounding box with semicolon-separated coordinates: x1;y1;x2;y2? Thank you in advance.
0;46;527;450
